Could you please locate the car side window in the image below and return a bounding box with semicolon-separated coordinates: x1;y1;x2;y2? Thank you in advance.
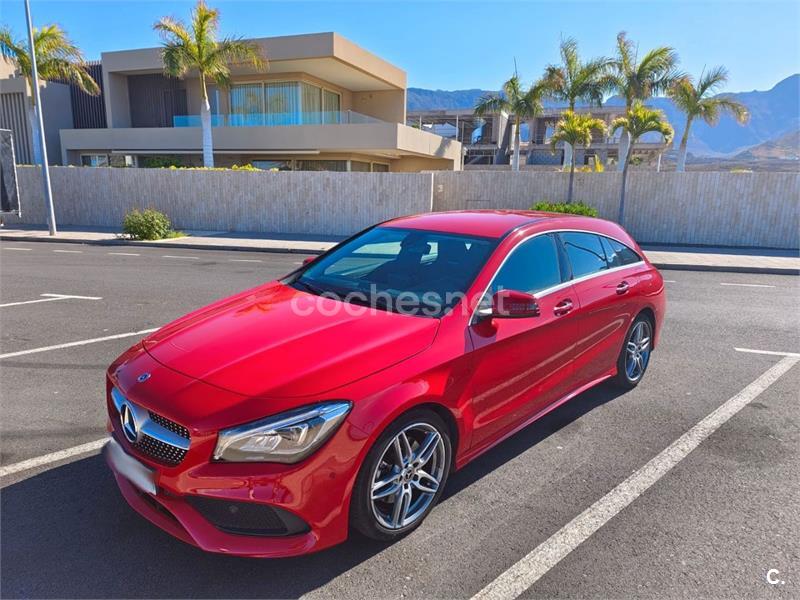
560;232;608;278
601;236;642;268
491;234;562;295
600;237;622;268
609;237;642;266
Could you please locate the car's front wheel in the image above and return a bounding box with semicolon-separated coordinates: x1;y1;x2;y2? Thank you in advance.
351;410;452;541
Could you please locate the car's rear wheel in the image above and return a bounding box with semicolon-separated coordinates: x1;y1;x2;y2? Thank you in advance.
351;410;452;541
612;314;653;389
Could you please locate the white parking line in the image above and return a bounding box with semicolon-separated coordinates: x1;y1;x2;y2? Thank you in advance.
663;279;676;283
471;355;799;600
0;438;107;478
229;258;263;263
734;347;800;358
0;293;102;308
108;252;140;256
53;249;83;253
162;255;198;260
720;282;775;288
0;328;158;359
2;247;32;251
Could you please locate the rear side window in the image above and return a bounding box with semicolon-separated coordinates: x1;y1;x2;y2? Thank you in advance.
491;234;563;295
559;232;608;278
601;236;642;268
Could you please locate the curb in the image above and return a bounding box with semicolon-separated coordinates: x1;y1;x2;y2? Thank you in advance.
3;234;797;275
649;262;799;276
0;234;329;255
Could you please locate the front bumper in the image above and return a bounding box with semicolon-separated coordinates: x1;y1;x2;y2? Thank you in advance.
104;345;372;557
107;454;320;557
104;429;362;557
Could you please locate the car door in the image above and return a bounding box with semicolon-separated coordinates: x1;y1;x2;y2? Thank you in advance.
558;231;640;384
466;233;580;451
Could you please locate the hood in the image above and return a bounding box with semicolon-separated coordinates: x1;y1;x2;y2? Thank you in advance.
143;282;439;398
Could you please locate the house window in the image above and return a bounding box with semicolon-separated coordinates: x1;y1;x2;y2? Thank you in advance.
81;154;109;167
229;81;340;126
350;161;371;172
230;83;264;126
109;154;137;168
296;160;348;172
252;160;293;171
371;163;390;172
322;89;341;123
301;82;322;124
265;82;300;125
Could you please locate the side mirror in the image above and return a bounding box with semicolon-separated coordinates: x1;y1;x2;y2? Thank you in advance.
302;256;315;266
487;289;540;319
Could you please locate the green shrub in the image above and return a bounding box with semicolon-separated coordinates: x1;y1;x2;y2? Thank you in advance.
142;155;184;168
122;208;180;240
531;201;599;217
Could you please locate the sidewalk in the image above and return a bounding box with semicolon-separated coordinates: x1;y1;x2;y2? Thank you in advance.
2;226;798;275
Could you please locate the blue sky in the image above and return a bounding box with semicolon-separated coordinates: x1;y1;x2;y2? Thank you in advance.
1;0;798;92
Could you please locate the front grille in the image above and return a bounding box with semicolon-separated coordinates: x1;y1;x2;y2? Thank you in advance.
135;433;187;466
148;411;190;440
110;387;191;467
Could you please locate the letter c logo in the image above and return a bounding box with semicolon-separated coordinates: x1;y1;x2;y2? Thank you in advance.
767;569;781;585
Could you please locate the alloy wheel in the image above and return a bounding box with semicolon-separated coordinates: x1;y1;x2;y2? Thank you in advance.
370;422;447;530
625;320;652;382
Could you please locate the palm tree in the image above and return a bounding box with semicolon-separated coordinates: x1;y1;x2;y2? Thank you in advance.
154;1;267;168
542;37;612;167
474;75;548;171
550;111;607;204
0;25;99;164
611;101;674;224
609;32;681;171
669;66;749;172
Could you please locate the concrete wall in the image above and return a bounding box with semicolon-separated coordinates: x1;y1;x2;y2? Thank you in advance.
9;166;433;236
432;171;800;249
8;167;799;248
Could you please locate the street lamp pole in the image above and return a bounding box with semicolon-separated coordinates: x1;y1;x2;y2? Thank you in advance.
24;0;57;235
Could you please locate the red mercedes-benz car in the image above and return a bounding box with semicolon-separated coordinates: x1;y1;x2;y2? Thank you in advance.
104;210;665;557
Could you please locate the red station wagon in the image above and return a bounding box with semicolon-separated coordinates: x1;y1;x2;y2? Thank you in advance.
104;210;666;557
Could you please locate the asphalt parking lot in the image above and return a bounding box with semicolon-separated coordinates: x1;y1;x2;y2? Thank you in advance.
1;240;798;599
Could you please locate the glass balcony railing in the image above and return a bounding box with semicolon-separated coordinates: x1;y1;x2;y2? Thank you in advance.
172;110;385;128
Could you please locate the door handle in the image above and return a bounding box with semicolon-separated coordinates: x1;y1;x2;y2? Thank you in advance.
616;281;630;295
554;299;573;316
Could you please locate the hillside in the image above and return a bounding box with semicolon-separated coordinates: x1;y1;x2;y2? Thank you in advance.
408;74;800;158
733;129;800;160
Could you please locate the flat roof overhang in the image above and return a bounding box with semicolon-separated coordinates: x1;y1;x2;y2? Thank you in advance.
101;32;405;92
60;123;461;161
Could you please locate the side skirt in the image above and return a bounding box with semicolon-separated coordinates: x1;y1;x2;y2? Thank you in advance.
454;370;615;470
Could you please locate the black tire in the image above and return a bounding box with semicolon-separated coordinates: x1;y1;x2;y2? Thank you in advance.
351;409;452;541
611;313;654;389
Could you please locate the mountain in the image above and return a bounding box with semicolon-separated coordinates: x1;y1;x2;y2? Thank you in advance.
733;129;800;160
408;74;800;157
407;88;492;111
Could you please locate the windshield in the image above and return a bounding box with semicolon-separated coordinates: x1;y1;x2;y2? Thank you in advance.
287;227;497;317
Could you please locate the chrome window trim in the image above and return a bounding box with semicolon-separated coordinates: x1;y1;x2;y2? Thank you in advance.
111;387;190;451
469;228;645;324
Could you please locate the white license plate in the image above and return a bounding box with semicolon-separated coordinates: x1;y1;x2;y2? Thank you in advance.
105;438;157;495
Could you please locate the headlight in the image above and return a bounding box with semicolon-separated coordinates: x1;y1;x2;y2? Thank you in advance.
213;401;352;463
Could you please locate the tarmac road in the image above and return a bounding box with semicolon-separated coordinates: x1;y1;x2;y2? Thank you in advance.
1;240;798;599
